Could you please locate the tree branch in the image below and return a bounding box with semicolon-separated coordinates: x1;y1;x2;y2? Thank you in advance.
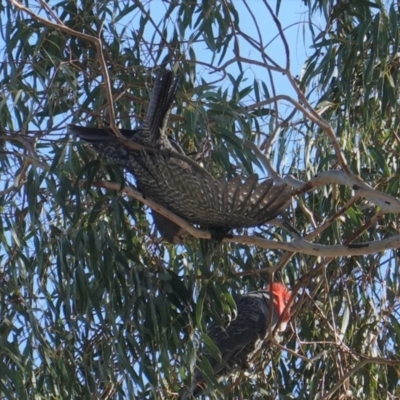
321;357;400;399
8;0;120;136
224;234;400;256
79;180;211;240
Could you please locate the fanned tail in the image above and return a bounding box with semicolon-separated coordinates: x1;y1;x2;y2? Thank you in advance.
134;152;291;229
228;174;259;213
69;70;292;242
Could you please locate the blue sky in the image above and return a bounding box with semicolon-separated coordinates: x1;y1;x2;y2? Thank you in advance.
142;1;313;93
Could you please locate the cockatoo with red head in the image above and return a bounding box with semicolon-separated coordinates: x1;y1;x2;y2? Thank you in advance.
179;282;292;399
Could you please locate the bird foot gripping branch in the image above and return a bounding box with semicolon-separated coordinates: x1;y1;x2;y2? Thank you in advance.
68;70;292;243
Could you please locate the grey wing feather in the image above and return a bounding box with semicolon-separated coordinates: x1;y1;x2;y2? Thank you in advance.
230;174;259;213
143;71;179;146
69;70;292;235
70;125;291;228
207;292;272;370
189;291;277;398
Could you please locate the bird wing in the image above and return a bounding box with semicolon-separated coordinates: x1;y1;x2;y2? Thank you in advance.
69;71;178;149
68;129;291;229
204;291;274;376
129;152;291;227
142;71;179;147
69;70;291;231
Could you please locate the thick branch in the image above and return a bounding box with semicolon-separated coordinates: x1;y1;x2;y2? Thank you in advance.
291;171;400;214
247;141;400;214
80;179;400;256
80;180;211;240
225;235;400;256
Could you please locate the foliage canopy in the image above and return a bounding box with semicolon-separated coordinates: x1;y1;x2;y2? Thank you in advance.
0;0;400;399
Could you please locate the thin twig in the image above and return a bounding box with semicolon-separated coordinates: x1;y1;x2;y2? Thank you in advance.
321;358;400;399
8;0;118;135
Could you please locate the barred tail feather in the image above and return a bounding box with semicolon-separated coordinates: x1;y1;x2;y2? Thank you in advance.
229;174;259;213
69;70;292;238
